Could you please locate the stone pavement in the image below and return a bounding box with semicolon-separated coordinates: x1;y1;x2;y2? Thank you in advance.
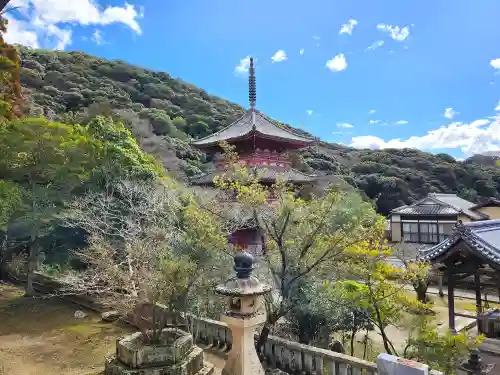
405;285;500;302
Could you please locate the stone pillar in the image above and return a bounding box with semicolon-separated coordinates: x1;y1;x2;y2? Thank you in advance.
456;349;495;375
377;353;432;375
221;314;266;375
215;251;272;375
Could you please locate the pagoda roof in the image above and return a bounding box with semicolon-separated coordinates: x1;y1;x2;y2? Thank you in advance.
418;220;500;266
191;109;315;148
190;165;317;185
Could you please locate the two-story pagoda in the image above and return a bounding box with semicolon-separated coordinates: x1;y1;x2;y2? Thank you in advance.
191;58;316;254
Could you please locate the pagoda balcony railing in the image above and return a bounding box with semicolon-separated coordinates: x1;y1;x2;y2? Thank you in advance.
214;150;292;169
226;191;277;204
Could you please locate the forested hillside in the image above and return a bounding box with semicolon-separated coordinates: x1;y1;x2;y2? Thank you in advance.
18;47;500;215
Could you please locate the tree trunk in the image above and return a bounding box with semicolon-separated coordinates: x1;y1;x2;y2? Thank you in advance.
25;240;37;296
256;322;271;353
414;281;429;303
0;233;7;281
373;302;394;355
25;181;38;297
350;331;356;356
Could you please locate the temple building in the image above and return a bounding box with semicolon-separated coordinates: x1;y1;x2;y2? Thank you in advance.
389;194;500;244
190;57;316;254
419;220;500;335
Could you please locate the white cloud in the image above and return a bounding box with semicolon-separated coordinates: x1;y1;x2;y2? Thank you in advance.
350;117;500;156
313;35;320;40
395;120;408;125
271;49;287;63
491;58;500;70
337;123;354;128
325;54;347;72
444;107;458;120
368;109;376;115
306;110;313;115
495;101;500;111
369;119;381;125
3;17;39;48
376;23;410;41
235;56;252;75
4;0;143;50
299;48;305;55
339;18;358;35
48;24;72;50
365;40;384;51
91;29;104;45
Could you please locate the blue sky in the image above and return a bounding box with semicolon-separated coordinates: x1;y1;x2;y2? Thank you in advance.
5;0;500;159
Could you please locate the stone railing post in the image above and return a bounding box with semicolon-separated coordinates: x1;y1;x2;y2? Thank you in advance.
377;353;442;375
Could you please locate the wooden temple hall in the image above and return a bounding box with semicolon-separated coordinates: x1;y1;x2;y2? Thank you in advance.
419;219;500;338
190;57;317;254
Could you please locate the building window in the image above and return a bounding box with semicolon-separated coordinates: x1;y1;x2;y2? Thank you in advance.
438;224;449;242
402;222;442;243
419;223;438;243
402;222;419;242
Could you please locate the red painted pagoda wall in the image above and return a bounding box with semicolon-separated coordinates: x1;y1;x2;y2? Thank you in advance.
228;228;263;256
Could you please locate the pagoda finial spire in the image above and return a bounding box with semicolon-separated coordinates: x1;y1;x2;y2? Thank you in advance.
249;57;256;110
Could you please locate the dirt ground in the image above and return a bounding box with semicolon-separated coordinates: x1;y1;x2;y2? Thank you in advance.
0;283;225;375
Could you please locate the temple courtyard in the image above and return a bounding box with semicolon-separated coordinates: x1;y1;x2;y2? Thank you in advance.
0;283;226;375
1;280;497;374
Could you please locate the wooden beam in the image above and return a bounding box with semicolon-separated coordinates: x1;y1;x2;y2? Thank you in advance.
0;0;11;12
474;268;482;334
448;266;457;335
455;312;477;319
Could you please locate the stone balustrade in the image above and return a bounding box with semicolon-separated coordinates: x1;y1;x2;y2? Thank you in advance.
11;272;443;375
189;315;378;375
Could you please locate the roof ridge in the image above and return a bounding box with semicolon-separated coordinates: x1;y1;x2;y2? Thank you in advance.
255;111;316;140
191;110;251;143
411;195;456;208
464;219;500;228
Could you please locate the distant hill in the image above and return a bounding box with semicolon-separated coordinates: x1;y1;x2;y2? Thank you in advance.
17;47;500;215
465;152;500;167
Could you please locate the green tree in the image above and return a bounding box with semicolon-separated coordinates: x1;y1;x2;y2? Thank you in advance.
392;243;433;303
62;179;230;343
334;241;430;355
0;117;100;295
85;116;164;185
172;116;187;130
404;316;484;374
0;180;22;280
0;16;22;119
212;143;384;350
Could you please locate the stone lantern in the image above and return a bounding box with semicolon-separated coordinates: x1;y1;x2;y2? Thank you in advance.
456;349;495;375
216;251;272;375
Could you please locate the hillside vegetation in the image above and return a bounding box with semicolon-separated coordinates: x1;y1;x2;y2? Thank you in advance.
18;47;500;215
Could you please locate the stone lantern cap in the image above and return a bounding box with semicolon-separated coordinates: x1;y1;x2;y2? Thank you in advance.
215;251;272;297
